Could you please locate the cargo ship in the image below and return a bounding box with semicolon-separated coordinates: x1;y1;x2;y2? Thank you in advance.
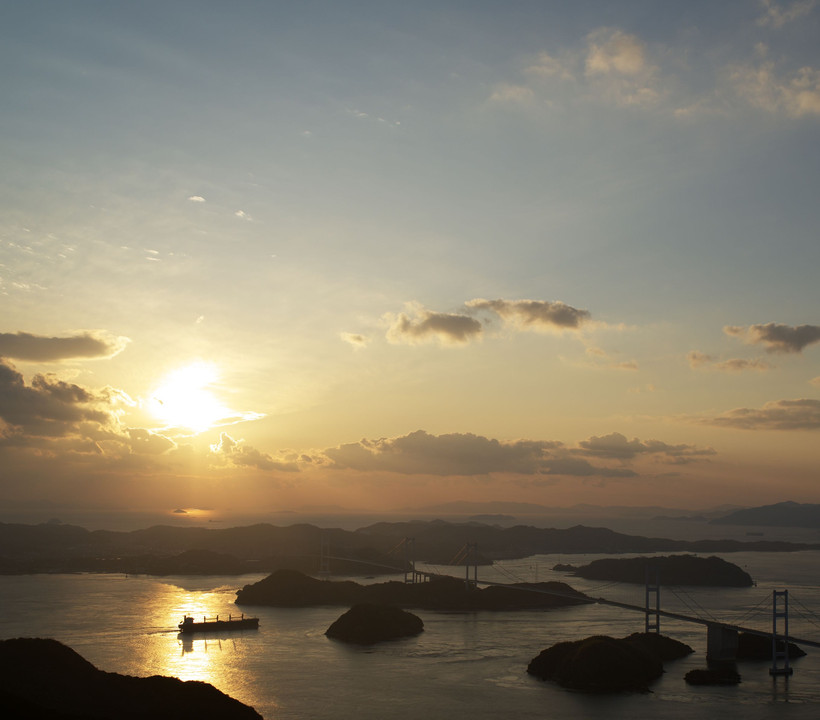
178;613;259;634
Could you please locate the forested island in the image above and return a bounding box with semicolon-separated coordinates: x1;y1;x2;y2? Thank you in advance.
1;518;816;576
235;568;589;610
553;554;754;587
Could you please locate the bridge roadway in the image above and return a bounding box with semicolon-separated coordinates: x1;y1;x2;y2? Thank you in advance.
473;578;820;650
320;554;820;650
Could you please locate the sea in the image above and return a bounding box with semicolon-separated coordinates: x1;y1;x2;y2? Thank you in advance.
2;516;820;719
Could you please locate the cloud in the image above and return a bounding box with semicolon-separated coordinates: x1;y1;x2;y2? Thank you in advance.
0;331;129;362
585;29;647;77
323;430;562;476
584;346;638;370
729;59;820;117
318;429;699;478
577;431;715;463
340;332;370;348
127;428;176;455
724;323;820;353
705;398;820;430
757;0;816;28
811;376;820;387
467;298;591;331
188;195;206;202
525;52;575;81
489;84;535;104
385;304;483;346
0;360;122;438
583;28;660;107
687;350;773;371
210;432;299;472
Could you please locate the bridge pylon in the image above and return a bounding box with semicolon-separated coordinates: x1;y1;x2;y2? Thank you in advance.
403;537;417;584
644;566;660;634
770;589;794;677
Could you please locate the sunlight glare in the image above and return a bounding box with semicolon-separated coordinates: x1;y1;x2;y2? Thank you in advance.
149;362;230;432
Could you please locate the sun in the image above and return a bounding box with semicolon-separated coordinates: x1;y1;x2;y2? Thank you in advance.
148;362;230;432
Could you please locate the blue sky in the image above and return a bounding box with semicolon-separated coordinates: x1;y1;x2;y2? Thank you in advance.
1;1;819;519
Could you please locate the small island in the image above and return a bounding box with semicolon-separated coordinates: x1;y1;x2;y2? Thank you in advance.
527;632;693;693
236;568;590;610
553;554;753;587
326;603;424;644
0;637;261;719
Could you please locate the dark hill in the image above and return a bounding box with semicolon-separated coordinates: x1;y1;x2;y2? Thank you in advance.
326;604;424;644
711;501;820;528
1;519;817;576
527;633;693;693
235;569;590;610
0;637;261;719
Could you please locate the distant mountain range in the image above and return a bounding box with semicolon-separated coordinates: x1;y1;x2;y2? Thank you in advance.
405;500;737;520
710;501;820;528
1;515;818;576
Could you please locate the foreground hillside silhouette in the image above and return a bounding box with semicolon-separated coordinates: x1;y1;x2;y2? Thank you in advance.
0;638;261;719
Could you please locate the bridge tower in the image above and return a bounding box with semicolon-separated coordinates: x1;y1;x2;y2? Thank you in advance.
403;537;416;584
465;542;478;589
644;566;660;634
770;589;794;676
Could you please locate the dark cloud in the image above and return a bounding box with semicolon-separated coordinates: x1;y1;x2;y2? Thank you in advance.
577;431;715;462
705;398;820;430
210;432;299;472
467;298;591;330
0;331;128;362
724;323;820;354
386;308;482;346
0;360;117;437
687;351;772;372
322;429;647;477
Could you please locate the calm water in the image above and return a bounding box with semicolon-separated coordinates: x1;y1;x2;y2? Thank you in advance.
2;551;820;719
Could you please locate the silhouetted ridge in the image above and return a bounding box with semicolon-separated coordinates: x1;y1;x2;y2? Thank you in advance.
0;638;261;719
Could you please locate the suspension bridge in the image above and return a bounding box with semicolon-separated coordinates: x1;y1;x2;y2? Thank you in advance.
320;535;820;676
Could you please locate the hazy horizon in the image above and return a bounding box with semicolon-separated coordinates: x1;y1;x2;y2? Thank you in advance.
2;1;818;518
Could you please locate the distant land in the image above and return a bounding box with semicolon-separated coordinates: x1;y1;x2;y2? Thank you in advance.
404;500;738;520
1;516;818;576
711;501;820;529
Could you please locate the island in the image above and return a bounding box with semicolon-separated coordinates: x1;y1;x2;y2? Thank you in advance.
236;568;590;610
553;554;754;587
326;603;424;644
0;637;261;719
527;632;693;693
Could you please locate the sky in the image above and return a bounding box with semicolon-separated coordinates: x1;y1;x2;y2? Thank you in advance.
1;0;819;522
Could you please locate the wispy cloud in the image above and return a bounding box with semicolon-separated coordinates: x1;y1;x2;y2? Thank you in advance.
703;398;820;430
188;195;206;203
340;332;370;348
724;323;820;353
385;304;482;346
687;350;773;371
757;0;817;28
467;298;592;331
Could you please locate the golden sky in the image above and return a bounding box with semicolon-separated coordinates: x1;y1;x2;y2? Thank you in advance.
1;1;819;519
